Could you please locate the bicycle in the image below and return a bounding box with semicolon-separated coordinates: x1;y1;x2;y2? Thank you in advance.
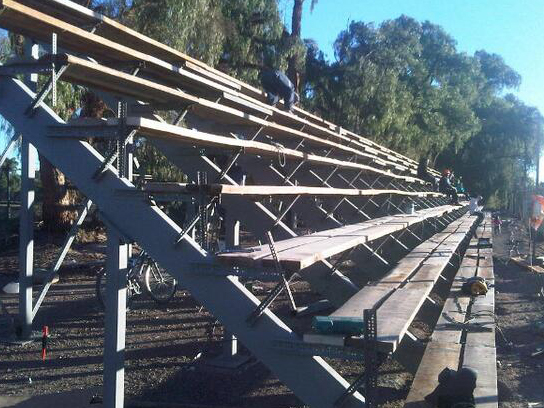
96;249;177;309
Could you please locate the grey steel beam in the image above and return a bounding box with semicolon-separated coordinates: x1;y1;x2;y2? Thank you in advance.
103;228;128;408
0;77;365;408
32;198;93;319
17;137;37;340
17;39;38;340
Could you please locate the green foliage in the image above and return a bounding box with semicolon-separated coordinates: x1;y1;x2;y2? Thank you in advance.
302;15;542;208
0;158;20;200
304;17;484;157
130;0;292;85
135;139;187;183
133;0;225;66
0;1;541;213
219;0;290;83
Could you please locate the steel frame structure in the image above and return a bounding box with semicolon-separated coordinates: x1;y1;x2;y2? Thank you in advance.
0;7;465;406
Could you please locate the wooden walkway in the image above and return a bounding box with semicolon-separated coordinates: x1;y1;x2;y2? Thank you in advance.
405;215;497;408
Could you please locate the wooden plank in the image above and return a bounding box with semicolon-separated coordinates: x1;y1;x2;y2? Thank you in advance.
376;285;435;352
327;216;474;351
371;226;474;351
431;296;471;344
142;182;443;198
431;263;476;344
0;1;416;177
16;0;246;90
404;342;463;408
8;0;429;177
55;116;428;183
218;205;460;271
407;215;496;408
217;217;394;270
462;346;498;408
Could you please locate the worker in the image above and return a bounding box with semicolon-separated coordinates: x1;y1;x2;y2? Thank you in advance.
439;169;459;205
492;214;502;234
454;176;469;200
260;69;300;112
417;155;438;191
469;195;483;216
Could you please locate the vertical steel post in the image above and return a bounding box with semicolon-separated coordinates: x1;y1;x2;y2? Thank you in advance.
17;38;39;340
18;138;37;340
224;215;240;356
6;164;11;219
103;229;128;408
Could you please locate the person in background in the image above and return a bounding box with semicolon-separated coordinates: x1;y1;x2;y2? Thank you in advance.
439;169;459;205
492;213;502;234
469;195;483;216
454;176;469;200
417;155;439;191
260;69;300;112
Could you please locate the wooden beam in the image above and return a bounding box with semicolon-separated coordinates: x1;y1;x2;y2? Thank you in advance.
52;117;424;182
142;182;444;198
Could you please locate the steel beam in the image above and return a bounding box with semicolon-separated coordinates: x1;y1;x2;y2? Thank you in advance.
17;137;37;340
149;140;358;307
32;198;93;319
103;228;128;408
0;76;365;408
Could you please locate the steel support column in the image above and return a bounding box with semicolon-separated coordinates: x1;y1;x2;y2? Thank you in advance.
17;137;37;340
103;229;128;408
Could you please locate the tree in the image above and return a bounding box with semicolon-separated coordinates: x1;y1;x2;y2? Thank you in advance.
287;0;318;91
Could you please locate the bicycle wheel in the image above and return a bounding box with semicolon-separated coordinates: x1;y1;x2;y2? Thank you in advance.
144;261;177;304
95;268;136;310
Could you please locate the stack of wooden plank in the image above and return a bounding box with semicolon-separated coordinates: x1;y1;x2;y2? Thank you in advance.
4;0;441;178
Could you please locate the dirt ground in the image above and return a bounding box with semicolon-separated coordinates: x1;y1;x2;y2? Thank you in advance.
0;220;543;407
491;221;544;407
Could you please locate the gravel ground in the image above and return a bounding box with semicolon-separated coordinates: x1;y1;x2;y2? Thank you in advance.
492;221;544;407
0;220;543;407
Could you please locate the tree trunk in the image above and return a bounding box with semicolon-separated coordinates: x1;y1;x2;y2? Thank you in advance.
40;155;79;232
287;0;304;91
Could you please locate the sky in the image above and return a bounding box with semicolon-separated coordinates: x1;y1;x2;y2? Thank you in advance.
278;0;544;180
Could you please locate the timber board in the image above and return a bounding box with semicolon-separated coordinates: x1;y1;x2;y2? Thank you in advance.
217;205;461;271
462;346;499;408
142;182;444;198
53;116;429;182
404;342;463;407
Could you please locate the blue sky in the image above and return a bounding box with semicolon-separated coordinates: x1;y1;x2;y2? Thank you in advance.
278;0;544;179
